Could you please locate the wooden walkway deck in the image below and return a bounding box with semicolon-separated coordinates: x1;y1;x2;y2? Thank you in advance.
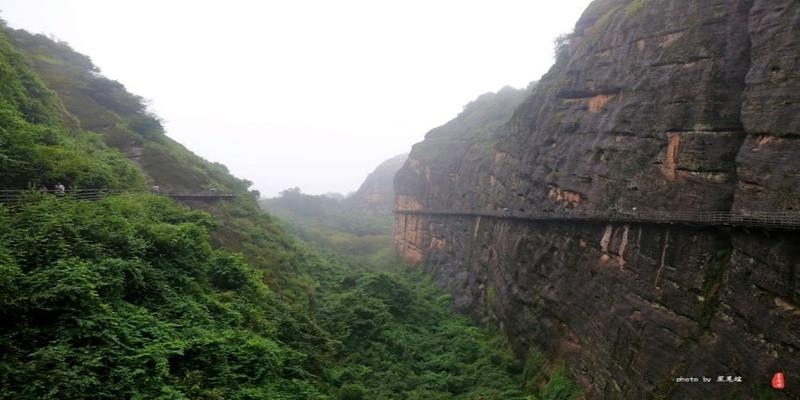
0;189;236;204
166;193;237;200
395;209;800;231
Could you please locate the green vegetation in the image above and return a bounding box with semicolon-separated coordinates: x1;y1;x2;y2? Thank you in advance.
553;33;573;63
0;30;143;190
264;189;581;400
314;257;531;399
5;27;253;194
261;187;394;258
0;24;583;399
548;111;566;132
585;4;623;41
625;0;651;18
697;248;730;330
0;194;330;399
481;139;498;157
0;190;539;398
538;369;580;400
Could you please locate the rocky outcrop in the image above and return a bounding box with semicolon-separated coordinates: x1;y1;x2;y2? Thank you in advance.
394;86;529;263
346;153;408;215
395;0;800;398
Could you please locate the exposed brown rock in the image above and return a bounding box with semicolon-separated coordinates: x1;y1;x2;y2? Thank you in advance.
394;0;800;398
346;153;407;215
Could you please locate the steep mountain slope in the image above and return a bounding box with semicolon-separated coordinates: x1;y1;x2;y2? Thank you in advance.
4;27;250;194
260;187;395;257
0;21;543;399
0;27;142;191
395;0;800;398
394;85;530;262
395;86;530;217
345;153;408;215
260;154;407;257
1;26;302;288
0;23;333;398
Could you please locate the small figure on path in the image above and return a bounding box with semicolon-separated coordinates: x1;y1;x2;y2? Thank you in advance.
151;185;161;195
55;182;66;196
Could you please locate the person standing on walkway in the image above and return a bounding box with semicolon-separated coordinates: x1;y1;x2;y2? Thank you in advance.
55;182;65;197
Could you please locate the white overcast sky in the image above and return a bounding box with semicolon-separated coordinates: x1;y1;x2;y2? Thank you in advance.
0;0;592;197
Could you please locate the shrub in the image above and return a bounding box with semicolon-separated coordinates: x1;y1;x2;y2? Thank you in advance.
209;253;251;290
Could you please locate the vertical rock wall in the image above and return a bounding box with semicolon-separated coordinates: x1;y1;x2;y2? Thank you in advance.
395;0;800;398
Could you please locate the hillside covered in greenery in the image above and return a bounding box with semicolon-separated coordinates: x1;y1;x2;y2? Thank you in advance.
0;20;576;400
260;187;395;258
4;26;249;195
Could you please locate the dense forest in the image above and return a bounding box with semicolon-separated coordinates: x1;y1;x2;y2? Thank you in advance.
0;20;578;400
260;187;394;258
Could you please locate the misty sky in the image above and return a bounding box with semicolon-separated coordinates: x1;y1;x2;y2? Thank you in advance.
0;0;592;197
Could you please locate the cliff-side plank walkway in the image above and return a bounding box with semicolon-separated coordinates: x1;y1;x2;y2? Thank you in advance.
395;209;800;231
0;189;236;204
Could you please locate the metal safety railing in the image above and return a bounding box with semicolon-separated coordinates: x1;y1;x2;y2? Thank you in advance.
0;189;236;207
0;189;125;203
394;209;800;230
166;193;237;200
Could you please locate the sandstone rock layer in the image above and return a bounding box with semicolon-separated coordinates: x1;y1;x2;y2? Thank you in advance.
394;0;800;398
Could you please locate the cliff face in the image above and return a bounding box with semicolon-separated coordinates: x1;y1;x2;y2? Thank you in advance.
395;86;529;262
394;0;800;398
346;153;408;215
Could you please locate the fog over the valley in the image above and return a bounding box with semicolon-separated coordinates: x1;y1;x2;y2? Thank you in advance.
0;0;592;197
